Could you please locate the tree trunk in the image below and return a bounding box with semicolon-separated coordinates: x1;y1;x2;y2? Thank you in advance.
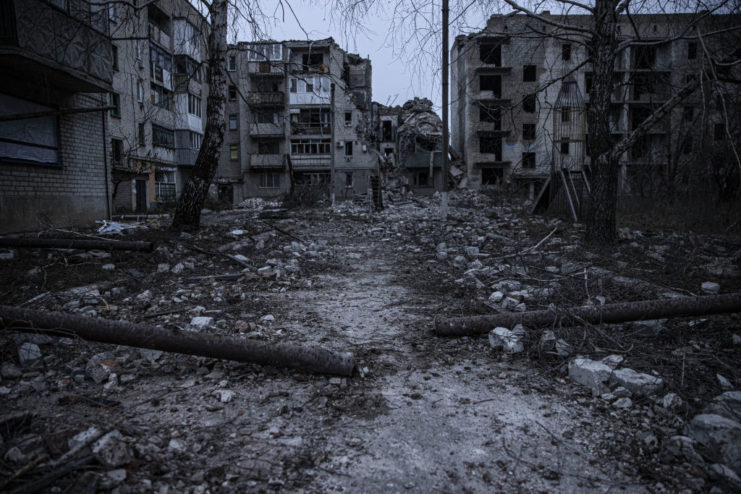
172;0;228;231
585;0;619;245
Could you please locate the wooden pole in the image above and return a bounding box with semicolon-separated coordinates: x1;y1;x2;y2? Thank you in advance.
441;0;450;220
0;306;355;376
434;293;741;337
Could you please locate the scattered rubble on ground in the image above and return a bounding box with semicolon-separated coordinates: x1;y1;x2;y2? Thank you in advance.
0;190;739;492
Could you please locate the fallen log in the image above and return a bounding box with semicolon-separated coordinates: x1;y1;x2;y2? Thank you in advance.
0;238;153;252
435;292;741;337
0;306;355;376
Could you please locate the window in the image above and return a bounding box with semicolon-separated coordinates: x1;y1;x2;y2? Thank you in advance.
345;172;353;187
138;123;145;146
688;42;697;60
150;44;172;85
345;112;352;126
151;84;172;110
229;114;238;130
585;73;593;94
302;53;323;69
248;43;283;61
0;96;59;165
188;94;201;117
561;107;570;122
522;152;536;169
479;104;501;125
228;55;236;71
562;43;571;61
112;45;118;71
682;138;692;155
306;81;314;93
290;79;297;93
382;121;393;141
345;141;353;156
228;85;237;101
174;55;201;83
137;80;144;103
560;138;570;154
290;139;331;154
714;123;725;141
291;108;330;134
229;144;239;160
523;94;536;113
481;167;503;185
256;139;279;154
111;138;122;164
109;93;120;117
189;131;202;149
479;134;502;159
479;41;501;65
683;106;693;122
259;172;280;188
479;75;501;96
523;65;536;82
413;170;430;187
152;124;175;148
522;124;535;140
634;46;656;69
255;111;277;124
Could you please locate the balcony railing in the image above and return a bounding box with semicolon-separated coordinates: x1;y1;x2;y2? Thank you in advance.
249;122;284;136
247;91;284;106
247;61;284;76
290;156;331;170
290;123;331;135
149;23;171;50
176;148;199;166
250;154;285;169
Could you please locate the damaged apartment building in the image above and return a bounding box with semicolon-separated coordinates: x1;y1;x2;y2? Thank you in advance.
0;0;113;232
107;0;208;213
451;12;740;202
215;38;374;203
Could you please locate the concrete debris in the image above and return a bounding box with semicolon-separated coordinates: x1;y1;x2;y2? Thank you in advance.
92;430;133;468
86;352;119;384
613;397;633;409
600;354;624;370
1;362;21;379
717;373;733;389
17;342;41;365
661;392;685;411
686;414;741;472
488;327;524;353
190;316;214;330
704;391;741;423
663;435;705;464
568;358;612;393
701;281;721;294
609;368;664;396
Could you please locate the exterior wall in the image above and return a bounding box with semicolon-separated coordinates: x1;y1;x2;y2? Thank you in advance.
0;93;109;232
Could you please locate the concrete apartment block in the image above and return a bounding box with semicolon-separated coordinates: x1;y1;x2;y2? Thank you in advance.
0;0;112;233
216;38;375;204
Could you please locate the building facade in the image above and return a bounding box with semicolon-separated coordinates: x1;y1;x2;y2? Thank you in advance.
0;0;113;233
451;13;739;199
107;0;208;213
216;38;375;203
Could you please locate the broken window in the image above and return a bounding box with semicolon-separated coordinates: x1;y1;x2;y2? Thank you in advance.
561;107;570;122
255;111;278;124
256;139;279;154
633;46;656;69
229;143;239;160
111;138;122;164
188;94;201;117
150;44;172;86
479;133;502;160
345;141;353;156
152;124;174;149
345;112;352;126
688;42;697;60
523;65;536;82
523;94;536;113
290;139;331;154
479;104;501;126
302;53;323;70
522;124;535;140
291;108;330;134
560;138;570;155
479;41;501;65
259;172;280;188
562;43;571;61
413;170;430;187
112;44;118;71
228;55;236;71
479;75;501;96
522;152;536;169
151;84;171;110
345;172;353;187
229;114;238;130
384;147;394;156
481;167;503;185
382;120;393;141
228;85;237;101
109;92;120;117
174;55;201;82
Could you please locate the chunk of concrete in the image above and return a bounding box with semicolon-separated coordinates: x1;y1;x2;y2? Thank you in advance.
568;358;612;392
705;391;741;422
488;327;524;353
190;316;213;330
92;430;132;468
609;367;664;396
701;281;720;294
85;353;118;384
18;342;41;365
686;414;741;471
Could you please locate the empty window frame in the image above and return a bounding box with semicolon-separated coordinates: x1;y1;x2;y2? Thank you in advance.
682;106;693;122
229;143;239;160
259;172;280;188
560;138;570;155
562;43;571;61
523;94;536;113
256;139;279;154
479;75;501;95
345;111;352;126
479;134;502;159
633;46;656;69
188;93;201;117
229;114;238;130
152;124;175;148
228;85;237;101
111;138;123;164
302;53;323;69
479;104;501;126
112;44;118;71
522;124;536;140
138;123;146;146
714;123;725;140
479;41;501;65
688;42;697;60
561;107;571;122
228;55;236;71
413;170;430;187
255;111;278;124
345;172;353;187
522;152;536;169
345;141;353;156
481;167;503;185
523;65;536;82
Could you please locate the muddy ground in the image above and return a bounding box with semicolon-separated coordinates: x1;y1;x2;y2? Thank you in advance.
1;192;740;493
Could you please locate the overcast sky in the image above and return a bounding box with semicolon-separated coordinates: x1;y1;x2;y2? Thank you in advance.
231;0;504;112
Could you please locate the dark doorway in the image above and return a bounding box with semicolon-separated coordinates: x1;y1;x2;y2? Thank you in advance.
135;180;147;212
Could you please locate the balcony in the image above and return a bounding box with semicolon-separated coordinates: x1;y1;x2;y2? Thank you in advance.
290;156;330;170
176;148;199;166
249;122;284;137
248;61;284;77
0;0;112;92
250;154;285;169
290;122;330;136
247;91;284;106
149;23;171;51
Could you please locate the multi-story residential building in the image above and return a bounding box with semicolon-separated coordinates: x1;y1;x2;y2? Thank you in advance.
107;0;208;213
451;13;739;203
0;0;112;233
216;38;375;203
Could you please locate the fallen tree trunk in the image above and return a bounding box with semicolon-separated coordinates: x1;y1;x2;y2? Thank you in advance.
0;238;154;252
435;292;741;337
0;306;355;376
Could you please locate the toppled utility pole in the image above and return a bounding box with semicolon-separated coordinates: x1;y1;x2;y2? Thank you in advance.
0;238;154;252
434;293;741;337
0;306;355;376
